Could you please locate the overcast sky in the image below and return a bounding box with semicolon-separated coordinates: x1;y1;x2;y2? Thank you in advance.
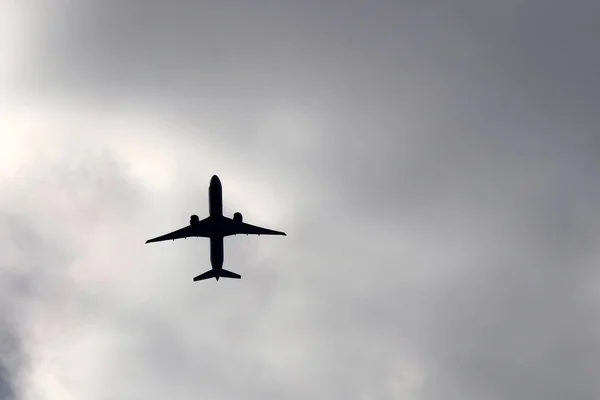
1;1;600;399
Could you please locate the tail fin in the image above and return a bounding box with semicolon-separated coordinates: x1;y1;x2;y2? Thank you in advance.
193;269;241;282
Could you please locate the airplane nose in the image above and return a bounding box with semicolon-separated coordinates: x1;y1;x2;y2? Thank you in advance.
210;175;221;187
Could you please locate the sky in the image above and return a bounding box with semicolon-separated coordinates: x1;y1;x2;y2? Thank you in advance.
1;1;600;399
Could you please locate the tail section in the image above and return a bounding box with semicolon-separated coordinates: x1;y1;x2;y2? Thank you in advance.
193;269;241;282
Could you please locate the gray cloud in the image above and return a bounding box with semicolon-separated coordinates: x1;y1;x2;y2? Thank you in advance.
4;1;600;399
0;311;21;400
0;212;70;400
0;149;148;399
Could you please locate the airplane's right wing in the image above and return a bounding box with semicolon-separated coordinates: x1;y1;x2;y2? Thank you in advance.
145;218;211;243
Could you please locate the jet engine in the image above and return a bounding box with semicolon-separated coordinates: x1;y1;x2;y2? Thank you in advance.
190;214;200;225
233;212;243;224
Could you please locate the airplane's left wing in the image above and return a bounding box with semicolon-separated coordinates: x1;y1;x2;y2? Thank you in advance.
222;216;287;236
145;218;211;243
238;222;287;236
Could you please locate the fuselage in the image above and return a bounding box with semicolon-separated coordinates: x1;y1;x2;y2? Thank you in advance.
208;175;224;271
209;174;223;218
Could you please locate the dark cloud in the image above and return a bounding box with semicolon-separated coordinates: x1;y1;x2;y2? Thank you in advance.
5;0;600;399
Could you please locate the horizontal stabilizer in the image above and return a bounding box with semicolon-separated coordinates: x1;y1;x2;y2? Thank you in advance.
193;269;217;281
193;269;241;282
219;269;241;279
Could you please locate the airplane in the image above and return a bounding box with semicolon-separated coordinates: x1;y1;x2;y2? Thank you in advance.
145;175;287;282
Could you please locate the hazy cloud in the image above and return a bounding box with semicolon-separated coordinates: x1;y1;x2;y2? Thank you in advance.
2;1;600;399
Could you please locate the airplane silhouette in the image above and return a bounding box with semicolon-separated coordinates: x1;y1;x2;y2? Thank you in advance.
145;175;287;281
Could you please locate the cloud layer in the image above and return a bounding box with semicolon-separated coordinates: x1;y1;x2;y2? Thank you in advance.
2;1;600;399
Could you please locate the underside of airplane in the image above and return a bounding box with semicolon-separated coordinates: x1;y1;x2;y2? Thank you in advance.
145;175;287;282
144;211;287;243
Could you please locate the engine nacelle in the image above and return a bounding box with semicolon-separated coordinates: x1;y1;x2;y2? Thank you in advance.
233;212;243;224
190;214;200;225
